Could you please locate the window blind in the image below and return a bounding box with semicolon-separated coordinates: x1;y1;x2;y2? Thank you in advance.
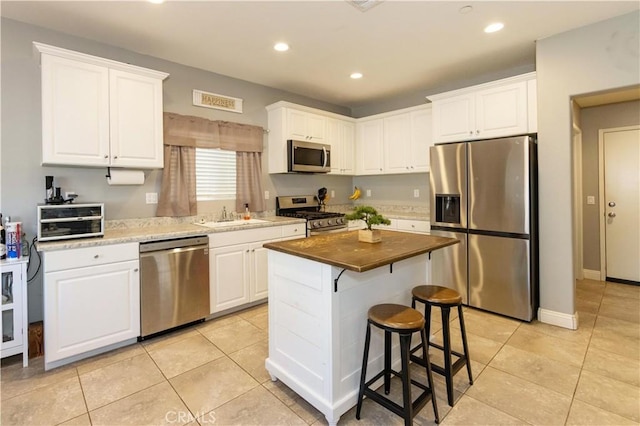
195;148;236;201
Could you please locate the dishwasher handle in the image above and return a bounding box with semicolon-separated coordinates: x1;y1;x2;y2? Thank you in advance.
139;236;209;253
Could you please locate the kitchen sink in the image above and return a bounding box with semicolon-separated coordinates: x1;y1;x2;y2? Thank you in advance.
194;218;270;228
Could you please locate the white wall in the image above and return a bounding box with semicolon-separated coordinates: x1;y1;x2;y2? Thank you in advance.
536;11;639;319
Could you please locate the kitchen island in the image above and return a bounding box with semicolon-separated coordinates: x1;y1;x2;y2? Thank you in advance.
263;230;458;425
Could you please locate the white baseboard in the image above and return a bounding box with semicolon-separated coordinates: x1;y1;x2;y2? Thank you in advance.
583;269;602;281
538;308;578;330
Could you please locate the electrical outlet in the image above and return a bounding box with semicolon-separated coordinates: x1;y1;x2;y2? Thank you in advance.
264;190;270;200
413;189;420;198
587;195;595;205
366;189;371;197
331;190;335;198
146;192;158;204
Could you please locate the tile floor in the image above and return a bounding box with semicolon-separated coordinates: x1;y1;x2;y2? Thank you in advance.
1;279;638;426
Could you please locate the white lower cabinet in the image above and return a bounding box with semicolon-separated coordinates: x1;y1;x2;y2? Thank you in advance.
209;243;252;313
209;224;305;314
43;243;140;370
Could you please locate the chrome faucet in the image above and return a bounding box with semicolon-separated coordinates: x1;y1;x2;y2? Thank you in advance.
221;206;228;221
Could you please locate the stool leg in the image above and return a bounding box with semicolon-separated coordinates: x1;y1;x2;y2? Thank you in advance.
441;306;455;406
420;327;439;424
424;303;432;345
356;321;372;420
384;330;391;395
458;305;473;385
399;333;413;426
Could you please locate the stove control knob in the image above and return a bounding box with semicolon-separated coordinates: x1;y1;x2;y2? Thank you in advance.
328;219;335;226
313;221;320;228
337;217;345;225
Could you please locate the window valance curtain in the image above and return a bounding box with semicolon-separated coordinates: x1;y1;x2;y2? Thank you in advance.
157;112;266;217
162;112;263;152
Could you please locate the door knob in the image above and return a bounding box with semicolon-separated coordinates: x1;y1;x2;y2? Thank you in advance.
608;201;616;207
608;212;616;218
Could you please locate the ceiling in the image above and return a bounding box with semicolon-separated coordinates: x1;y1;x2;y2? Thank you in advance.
2;1;639;109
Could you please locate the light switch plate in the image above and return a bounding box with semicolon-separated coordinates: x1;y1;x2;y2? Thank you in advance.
413;189;420;198
264;190;270;200
146;192;158;204
587;195;595;205
331;190;335;198
366;189;371;197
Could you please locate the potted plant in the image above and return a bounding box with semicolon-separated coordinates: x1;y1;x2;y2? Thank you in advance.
344;205;391;243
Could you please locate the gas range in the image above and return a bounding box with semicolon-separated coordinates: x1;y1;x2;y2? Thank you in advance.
276;196;347;235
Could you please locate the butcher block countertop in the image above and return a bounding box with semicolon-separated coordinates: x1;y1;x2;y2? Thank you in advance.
263;230;459;272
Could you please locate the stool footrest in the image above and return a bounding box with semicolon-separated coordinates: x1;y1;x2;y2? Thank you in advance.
429;342;465;360
362;381;434;421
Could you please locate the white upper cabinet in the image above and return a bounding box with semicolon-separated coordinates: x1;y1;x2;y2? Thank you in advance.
287;109;326;142
383;113;412;173
328;118;355;175
355;119;384;175
382;106;433;174
410;108;433;172
429;72;536;143
35;42;168;169
267;102;432;176
267;102;352;174
109;69;165;168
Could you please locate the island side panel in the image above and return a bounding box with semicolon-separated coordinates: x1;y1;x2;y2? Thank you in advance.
266;249;431;424
266;250;334;414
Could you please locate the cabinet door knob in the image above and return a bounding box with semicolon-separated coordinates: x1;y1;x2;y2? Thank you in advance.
114;156;118;159
476;130;480;134
469;131;473;135
134;268;139;272
104;155;109;159
93;254;99;259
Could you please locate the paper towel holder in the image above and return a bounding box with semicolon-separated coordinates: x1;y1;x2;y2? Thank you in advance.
105;167;146;186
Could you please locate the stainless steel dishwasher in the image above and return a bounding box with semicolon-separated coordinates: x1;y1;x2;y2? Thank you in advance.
139;236;209;338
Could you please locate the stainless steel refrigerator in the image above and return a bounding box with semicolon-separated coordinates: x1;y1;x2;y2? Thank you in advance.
429;135;538;321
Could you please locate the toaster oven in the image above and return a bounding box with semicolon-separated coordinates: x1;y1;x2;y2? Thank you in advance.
37;203;105;242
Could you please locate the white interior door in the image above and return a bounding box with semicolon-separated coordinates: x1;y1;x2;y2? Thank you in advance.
602;126;640;283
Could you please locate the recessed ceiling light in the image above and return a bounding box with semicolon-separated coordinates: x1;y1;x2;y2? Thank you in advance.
459;5;473;14
274;42;289;52
350;72;363;79
484;23;504;33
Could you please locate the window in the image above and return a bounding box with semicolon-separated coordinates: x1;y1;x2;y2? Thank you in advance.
195;148;236;201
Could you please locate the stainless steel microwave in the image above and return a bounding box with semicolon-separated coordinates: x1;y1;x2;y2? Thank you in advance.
287;139;331;173
37;203;105;242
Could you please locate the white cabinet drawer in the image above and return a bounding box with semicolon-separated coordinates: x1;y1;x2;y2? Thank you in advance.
45;242;139;272
281;224;306;239
396;219;430;234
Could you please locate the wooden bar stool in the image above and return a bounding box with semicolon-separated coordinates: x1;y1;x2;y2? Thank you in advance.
356;303;439;425
410;285;473;407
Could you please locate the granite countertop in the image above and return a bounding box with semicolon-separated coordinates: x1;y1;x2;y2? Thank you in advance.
36;216;306;252
263;229;458;272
